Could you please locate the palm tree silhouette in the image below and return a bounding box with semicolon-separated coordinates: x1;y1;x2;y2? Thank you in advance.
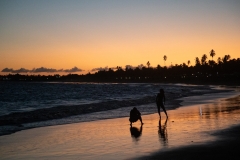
187;60;190;66
210;49;216;60
222;55;231;63
147;61;150;68
163;55;167;66
217;57;222;64
201;54;208;65
195;57;200;66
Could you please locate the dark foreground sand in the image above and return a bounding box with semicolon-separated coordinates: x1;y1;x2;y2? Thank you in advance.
138;124;240;160
137;94;240;160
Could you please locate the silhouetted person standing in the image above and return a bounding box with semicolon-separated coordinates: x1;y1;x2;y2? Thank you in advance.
129;107;143;126
156;89;168;118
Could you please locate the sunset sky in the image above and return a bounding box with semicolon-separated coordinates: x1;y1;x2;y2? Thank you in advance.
1;0;240;75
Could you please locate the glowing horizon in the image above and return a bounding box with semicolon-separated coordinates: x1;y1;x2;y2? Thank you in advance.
1;0;240;75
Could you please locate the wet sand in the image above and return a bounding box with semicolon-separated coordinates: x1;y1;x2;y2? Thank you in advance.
138;95;240;160
0;92;240;160
138;124;240;160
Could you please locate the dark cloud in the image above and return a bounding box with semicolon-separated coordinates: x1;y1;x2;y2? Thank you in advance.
91;66;109;72
1;68;14;72
1;67;84;73
32;67;57;73
64;66;83;72
125;64;145;70
12;68;30;73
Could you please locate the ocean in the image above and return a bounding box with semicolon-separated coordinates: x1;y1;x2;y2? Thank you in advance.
0;81;233;135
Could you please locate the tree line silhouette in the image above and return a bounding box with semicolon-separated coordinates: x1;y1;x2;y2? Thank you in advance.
1;50;240;85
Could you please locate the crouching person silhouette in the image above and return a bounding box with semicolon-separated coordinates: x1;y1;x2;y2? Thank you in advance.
129;107;144;126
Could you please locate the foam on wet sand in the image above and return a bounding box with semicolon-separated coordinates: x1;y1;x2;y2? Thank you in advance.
0;91;240;160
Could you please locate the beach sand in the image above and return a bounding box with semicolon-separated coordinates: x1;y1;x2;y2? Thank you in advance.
0;92;240;160
138;124;240;160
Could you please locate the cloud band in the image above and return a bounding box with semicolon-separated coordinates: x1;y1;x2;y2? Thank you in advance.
1;67;84;73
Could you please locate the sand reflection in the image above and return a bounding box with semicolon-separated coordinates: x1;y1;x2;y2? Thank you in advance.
163;95;240;147
158;118;168;146
130;125;143;141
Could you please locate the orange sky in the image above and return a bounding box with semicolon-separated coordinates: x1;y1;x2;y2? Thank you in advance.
0;1;240;75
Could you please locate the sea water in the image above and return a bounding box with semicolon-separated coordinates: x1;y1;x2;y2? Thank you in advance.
0;81;233;135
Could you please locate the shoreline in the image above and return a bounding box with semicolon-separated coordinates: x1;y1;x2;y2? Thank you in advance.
1;78;240;86
0;84;235;136
0;91;240;159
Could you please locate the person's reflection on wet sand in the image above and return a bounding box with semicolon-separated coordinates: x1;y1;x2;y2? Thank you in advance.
158;118;168;145
130;125;143;141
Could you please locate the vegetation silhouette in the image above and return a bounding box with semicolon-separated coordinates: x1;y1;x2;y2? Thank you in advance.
1;52;239;85
187;60;190;67
210;49;216;60
147;61;150;68
163;55;167;66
